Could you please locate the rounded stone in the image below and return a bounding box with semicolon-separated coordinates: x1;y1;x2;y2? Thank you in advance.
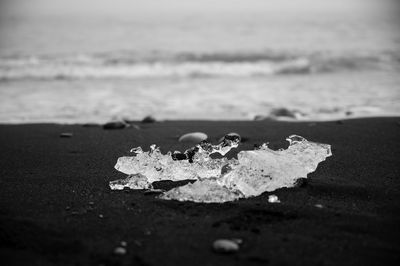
268;194;280;203
103;121;128;130
60;132;73;138
178;132;208;143
212;239;239;253
113;247;127;255
141;116;156;123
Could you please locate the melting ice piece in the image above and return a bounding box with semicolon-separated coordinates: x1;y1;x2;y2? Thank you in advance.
112;134;240;185
109;134;331;203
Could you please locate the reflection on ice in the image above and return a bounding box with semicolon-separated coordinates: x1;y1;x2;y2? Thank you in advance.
160;179;244;203
109;134;331;203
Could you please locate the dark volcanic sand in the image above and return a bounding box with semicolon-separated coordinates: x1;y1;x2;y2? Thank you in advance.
0;118;399;266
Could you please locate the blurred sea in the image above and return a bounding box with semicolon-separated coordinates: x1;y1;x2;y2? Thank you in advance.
0;0;399;123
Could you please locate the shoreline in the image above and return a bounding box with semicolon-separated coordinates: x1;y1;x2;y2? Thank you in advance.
1;114;400;125
0;117;399;265
2;110;400;125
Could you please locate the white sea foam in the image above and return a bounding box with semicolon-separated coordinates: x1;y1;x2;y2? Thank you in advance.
1;70;399;123
0;52;397;80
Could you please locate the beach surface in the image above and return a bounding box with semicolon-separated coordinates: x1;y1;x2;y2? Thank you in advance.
0;118;399;265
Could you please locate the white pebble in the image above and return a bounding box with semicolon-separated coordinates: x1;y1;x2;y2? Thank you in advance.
178;132;208;143
268;194;280;203
120;241;127;247
114;247;126;255
315;204;323;208
212;239;239;253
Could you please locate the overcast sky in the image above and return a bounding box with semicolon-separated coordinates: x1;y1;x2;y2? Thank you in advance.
1;0;397;18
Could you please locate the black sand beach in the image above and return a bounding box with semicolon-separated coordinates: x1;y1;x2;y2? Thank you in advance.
0;118;399;266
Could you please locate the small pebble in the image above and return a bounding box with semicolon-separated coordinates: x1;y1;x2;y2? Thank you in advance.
268;195;280;203
120;241;127;247
212;239;240;254
103;121;128;130
82;123;99;127
99;214;104;218
113;247;127;255
178;132;208;143
141;116;156;123
60;132;73;138
315;204;323;208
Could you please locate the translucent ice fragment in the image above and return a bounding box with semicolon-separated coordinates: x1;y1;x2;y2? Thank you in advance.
159;179;244;203
114;153;228;183
109;174;153;190
109;134;332;203
112;134;240;184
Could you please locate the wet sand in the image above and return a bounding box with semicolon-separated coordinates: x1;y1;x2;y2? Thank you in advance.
0;118;399;265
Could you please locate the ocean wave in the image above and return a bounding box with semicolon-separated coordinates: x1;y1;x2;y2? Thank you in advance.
0;59;311;80
0;51;397;80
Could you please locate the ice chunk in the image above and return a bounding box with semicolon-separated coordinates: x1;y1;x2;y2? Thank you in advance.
109;134;331;203
113;134;240;183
